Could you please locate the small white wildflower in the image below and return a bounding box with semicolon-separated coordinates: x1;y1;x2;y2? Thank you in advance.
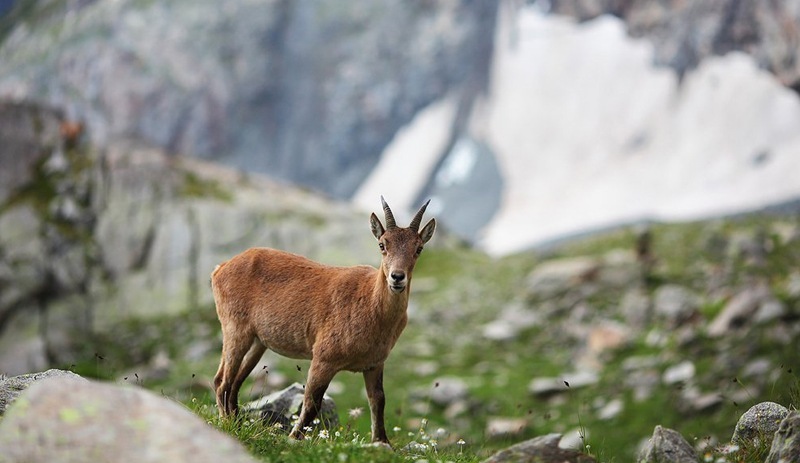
457;439;466;445
318;429;329;439
304;426;313;433
348;407;363;419
334;430;341;438
272;423;283;429
393;426;402;432
313;418;320;425
407;441;430;453
435;427;447;438
420;418;428;427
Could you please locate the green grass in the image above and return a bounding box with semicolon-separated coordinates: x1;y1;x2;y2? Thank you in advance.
187;401;481;463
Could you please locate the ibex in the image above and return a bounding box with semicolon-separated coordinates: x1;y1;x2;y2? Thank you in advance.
212;197;435;445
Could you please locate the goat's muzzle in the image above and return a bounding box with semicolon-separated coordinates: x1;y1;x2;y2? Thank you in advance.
389;271;407;293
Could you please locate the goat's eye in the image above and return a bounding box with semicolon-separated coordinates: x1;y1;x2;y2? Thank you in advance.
378;242;386;252
416;246;423;255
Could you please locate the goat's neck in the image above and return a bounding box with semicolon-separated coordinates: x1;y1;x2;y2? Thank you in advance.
373;269;409;317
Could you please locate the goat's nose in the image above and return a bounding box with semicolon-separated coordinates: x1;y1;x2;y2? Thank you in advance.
390;271;405;282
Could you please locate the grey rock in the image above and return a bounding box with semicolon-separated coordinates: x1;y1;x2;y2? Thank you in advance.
242;382;338;431
732;401;789;447
526;257;601;299
0;376;258;463
638;425;697;463
754;299;786;324
662;361;695;385
766;411;800;463
597;249;641;288
485;417;529;439
0;1;497;199
481;433;596;463
653;285;700;327
429;377;470;407
742;358;772;379
686;391;723;413
619;287;651;328
786;272;800;299
549;0;800;87
597;398;624;421
482;302;541;341
0;369;85;415
0;101;384;372
708;284;773;337
529;371;598;397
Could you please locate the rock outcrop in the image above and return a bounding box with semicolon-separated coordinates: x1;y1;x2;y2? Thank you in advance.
243;382;338;432
481;433;596;463
638;425;697;463
766;411;800;463
0;0;496;199
0;375;258;463
0;368;85;414
549;0;800;88
4;1;800;253
0;101;380;375
732;401;789;447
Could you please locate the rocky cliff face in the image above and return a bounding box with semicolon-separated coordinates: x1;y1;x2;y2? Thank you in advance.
0;0;496;199
3;1;800;253
548;0;800;89
0;101;380;375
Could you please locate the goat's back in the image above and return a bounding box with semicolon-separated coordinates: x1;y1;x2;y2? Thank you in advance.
211;247;378;359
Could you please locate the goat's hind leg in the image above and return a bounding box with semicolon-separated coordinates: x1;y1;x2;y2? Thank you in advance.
229;339;267;414
215;328;255;417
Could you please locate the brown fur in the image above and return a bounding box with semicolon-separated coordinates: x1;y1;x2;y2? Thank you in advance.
212;199;435;445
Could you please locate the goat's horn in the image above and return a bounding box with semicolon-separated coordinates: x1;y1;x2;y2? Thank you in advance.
381;196;397;229
409;199;430;232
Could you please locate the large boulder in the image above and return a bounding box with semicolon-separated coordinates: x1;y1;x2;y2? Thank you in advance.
0;369;85;415
732;401;789;447
638;425;697;463
708;284;779;337
481;433;596;463
242;382;338;432
0;376;258;463
766;411;800;463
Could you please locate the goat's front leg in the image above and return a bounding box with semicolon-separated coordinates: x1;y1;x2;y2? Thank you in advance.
364;364;390;445
290;360;336;440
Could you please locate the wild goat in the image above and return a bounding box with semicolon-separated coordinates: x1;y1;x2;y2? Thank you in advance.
212;197;436;444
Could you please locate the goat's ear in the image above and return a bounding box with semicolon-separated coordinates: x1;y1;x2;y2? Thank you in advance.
370;213;385;240
419;218;436;244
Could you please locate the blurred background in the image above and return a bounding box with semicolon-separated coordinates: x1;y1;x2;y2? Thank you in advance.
1;0;800;458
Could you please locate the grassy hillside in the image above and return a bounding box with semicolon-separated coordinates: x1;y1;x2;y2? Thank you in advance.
66;212;800;462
